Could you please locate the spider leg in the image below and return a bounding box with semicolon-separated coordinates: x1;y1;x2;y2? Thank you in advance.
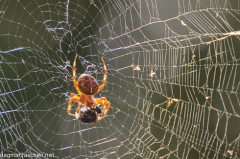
95;97;110;120
73;54;82;96
68;93;81;117
98;57;107;92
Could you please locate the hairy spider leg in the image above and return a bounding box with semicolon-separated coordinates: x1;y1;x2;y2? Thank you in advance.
73;54;82;96
94;97;110;119
68;93;81;116
98;57;107;92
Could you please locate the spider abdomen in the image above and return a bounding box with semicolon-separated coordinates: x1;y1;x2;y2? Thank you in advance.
78;74;99;95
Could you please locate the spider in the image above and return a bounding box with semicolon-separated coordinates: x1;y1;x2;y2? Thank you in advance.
68;55;110;124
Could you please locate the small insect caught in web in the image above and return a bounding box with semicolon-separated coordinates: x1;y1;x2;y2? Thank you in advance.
149;70;155;77
133;65;141;71
227;150;233;155
181;20;187;26
167;98;179;108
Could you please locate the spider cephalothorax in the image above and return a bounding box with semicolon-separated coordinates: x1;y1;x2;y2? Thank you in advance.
68;55;110;125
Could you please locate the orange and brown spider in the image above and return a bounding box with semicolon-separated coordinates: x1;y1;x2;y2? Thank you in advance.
68;55;110;124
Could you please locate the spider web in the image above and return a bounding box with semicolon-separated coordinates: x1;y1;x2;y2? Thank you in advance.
0;0;240;158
